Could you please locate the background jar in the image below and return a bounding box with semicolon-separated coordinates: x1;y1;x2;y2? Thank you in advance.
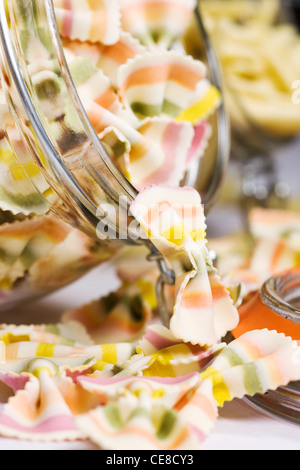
201;0;300;214
233;267;300;425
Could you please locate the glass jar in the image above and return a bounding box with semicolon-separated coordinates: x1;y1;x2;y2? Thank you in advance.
0;1;229;312
232;268;300;425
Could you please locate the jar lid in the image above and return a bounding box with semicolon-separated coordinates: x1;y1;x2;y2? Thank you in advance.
232;268;300;341
232;268;300;426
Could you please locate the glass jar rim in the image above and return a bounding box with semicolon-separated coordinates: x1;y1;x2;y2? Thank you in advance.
260;268;300;325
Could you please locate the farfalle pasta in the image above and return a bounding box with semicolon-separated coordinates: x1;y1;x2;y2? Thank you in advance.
215;208;300;300
0;129;52;216
249;208;300;244
185;121;212;170
0;321;100;441
0;321;93;347
201;0;300;137
0;214;114;297
0;361;101;441
80;98;200;190
76;373;213;450
201;0;280;25
130;185;239;346
53;0;121;45
62;33;146;88
137;325;225;377
54;0;219;193
74;328;300;450
130;118;195;188
68;57;122;116
201;329;300;407
119;0;197;48
62;282;153;344
0;317;299;447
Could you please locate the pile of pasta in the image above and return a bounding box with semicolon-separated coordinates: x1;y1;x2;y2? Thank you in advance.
201;0;300;138
0;188;300;450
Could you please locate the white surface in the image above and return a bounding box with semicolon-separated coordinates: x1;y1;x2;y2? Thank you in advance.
0;264;299;451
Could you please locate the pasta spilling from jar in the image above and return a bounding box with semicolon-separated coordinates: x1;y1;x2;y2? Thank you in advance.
0;0;299;451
